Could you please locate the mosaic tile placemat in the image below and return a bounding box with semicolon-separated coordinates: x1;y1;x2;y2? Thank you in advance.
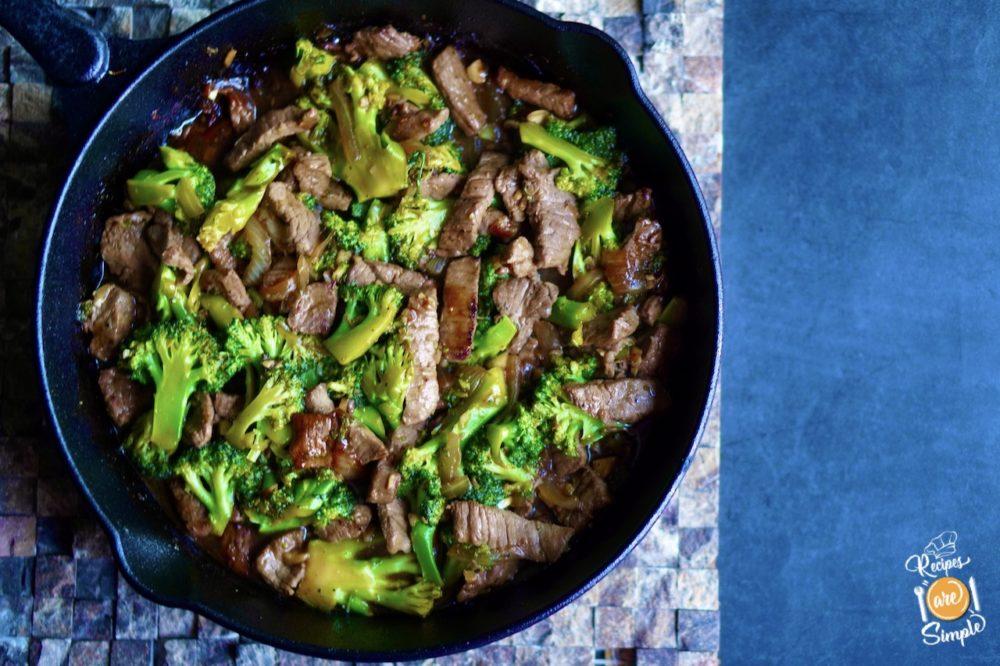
0;1;721;664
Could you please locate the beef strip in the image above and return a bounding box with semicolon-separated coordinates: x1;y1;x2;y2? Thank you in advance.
437;152;509;256
201;268;256;315
388;423;423;460
499;237;536;278
213;392;242;422
83;284;137;361
315;504;373;542
267;181;321;256
639;295;664;326
97;367;149;428
100;212;157;293
183;392;214;448
457;558;520;602
602;217;663;296
565;379;665;424
292;153;352;211
289;412;336;469
346;256;433;294
484;208;517;241
440;257;481;361
378;499;412;554
346;25;422;61
400;287;441;424
215;84;256;133
387;102;450;142
419;172;465;200
548;466;611;529
368;461;402;504
450;501;574;563
305;384;335;415
169;479;212;538
493;277;559;354
255;528;308;595
345;420;388;465
221;522;254;577
149;211;202;283
224;106;318;172
632;324;673;378
544;443;587;478
288;282;338;335
613;187;655;224
495;164;526;224
582;306;640;352
260;258;299;304
432;46;487;136
519;150;580;273
208;233;237;271
496;66;576;119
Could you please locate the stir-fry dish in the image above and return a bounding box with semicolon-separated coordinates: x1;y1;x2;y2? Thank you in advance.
80;24;686;617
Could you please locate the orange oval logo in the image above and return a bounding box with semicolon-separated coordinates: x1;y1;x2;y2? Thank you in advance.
926;577;970;621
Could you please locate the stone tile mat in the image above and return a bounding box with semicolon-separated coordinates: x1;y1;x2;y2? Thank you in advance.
0;0;721;663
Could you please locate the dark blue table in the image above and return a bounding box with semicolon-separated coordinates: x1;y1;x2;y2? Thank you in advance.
723;1;1000;661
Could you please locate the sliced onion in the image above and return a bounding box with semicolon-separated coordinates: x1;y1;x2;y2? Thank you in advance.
296;254;311;291
537;481;581;510
241;217;271;285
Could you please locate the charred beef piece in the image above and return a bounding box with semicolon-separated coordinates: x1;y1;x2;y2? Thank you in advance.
100;212;157;293
201;268;257;316
496;66;576;119
387;102;450;142
450;501;574;563
221;522;254;577
224;106;318;172
304;385;335;415
292;153;352;211
547;466;611;529
267;181;321;256
495;164;526;224
213;393;242;422
432;46;487;136
256;528;308;595
437;152;509;256
346;256;434;294
519;150;580;273
565;379;666;424
97;368;149;428
378;499;412;554
493;277;559;354
458;558;520;602
259;258;299;304
440;257;481;362
288;282;338;335
346;25;422;61
289;412;336;469
369;461;402;504
169;479;212;538
498;237;536;278
602;218;663;296
399;287;441;424
83;284;138;362
419;172;465;200
582;306;640;352
315;504;373;542
183;392;215;448
614;187;655;224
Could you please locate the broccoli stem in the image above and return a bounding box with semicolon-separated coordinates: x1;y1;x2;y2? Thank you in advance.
411;521;444;585
466;316;518;364
324;298;403;365
519;121;605;172
150;345;198;452
549;296;597;330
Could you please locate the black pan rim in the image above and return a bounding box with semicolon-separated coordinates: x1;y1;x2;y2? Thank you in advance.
34;0;723;660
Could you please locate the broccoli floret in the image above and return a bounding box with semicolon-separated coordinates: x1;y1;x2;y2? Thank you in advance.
224;369;305;460
408;142;465;179
230;237;250;260
224;315;332;387
174;441;264;535
571;196;618;278
519;121;622;201
198;144;294;252
587;281;616;313
327;62;408;201
385;187;452;268
386;51;445;110
291;38;336;88
549;296;598;330
442;543;498;588
296;538;442;617
463;420;539;506
464;316;517;365
468;234;491;258
244;468;355;533
324;284;405;365
123;412;172;479
127;146;216;224
123;320;233;453
153;264;193;323
478;260;510;320
358;199;390;262
321;210;364;255
531;355;607;455
359;338;413;430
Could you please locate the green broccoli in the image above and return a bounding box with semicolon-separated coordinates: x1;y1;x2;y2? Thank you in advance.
224;315;332;387
229;237;250;260
407;142;465;180
531;355;607;455
359;338;413;430
587;281;616;313
423;117;456;147
519;121;622;201
442;543;498;588
464;316;517;365
244;468;355;533
324;284;405;365
198;144;294;252
327;62;408;201
463;419;539;506
123;412;172;479
123;320;233;453
386;51;445;110
358;199;390;262
127;146;216;223
385;187;452;268
571;196;618;278
296;538;442;617
174;441;264;535
290;38;336;88
478;260;510;321
549;296;598;330
468;234;491;258
225;369;305;460
321;210;364;255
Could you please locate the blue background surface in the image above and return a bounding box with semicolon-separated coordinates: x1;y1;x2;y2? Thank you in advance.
722;1;1000;662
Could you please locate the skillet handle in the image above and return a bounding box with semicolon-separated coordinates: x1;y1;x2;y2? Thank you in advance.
0;0;110;86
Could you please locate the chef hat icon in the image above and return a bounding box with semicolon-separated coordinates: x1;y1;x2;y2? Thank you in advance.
924;531;958;560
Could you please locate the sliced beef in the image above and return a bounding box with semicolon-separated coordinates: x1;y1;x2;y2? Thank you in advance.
346;256;433;294
432;46;487;137
519;150;580;274
544;443;587;479
613;187;655;224
169;479;212;538
639;295;664;326
378;499;412;554
289;412;336;469
387;102;450;142
208;233;237;271
201;268;256;316
221;522;254;577
368;462;402;504
288;282;338;335
215;84;256;134
388;423;423;460
484;208;517;241
548;466;611;529
304;385;335;415
346;25;422;61
213;392;242;422
495;164;526;224
183;391;214;448
633;324;675;378
419;172;465;200
399;287;441;424
440;257;481;361
292;153;352;211
149;212;202;283
260;258;299;304
83;284;137;361
97;367;149;428
602;218;662;296
315;504;373;542
496;66;576;119
100;212;156;293
255;528;307;595
493;277;559;354
582;306;640;352
450;501;574;563
345;420;388;465
499;237;536;278
267;181;321;256
224;106;318;172
457;558;520;602
437;152;509;256
565;379;665;424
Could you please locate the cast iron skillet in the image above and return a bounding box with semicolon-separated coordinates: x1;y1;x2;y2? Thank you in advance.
11;0;721;659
